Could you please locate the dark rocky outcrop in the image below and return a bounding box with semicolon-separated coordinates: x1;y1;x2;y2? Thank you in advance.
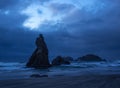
63;56;73;62
52;56;70;66
26;34;51;68
30;74;48;78
77;54;106;62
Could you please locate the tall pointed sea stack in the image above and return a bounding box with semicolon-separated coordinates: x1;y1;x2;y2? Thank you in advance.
26;34;51;68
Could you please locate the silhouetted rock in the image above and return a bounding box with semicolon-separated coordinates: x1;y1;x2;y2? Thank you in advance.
52;56;70;66
77;54;106;62
63;56;73;62
26;34;51;68
30;74;48;78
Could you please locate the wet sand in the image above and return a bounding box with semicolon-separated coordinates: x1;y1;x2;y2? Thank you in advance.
0;74;120;88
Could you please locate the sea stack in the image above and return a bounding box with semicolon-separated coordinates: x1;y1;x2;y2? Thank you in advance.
26;34;51;68
76;54;106;62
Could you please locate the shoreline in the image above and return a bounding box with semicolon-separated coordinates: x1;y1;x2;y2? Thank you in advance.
0;66;120;81
0;73;120;88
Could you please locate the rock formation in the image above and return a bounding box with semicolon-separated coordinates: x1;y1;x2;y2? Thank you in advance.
26;34;51;68
30;74;48;78
77;54;106;62
52;56;70;66
63;56;73;62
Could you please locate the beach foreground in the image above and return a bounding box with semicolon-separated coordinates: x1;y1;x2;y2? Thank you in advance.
0;74;120;88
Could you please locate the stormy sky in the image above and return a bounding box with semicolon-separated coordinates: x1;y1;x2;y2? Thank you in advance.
0;0;120;62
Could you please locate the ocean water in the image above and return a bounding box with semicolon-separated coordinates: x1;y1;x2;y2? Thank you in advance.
0;61;120;80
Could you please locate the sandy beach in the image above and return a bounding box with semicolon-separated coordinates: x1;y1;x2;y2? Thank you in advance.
0;74;120;88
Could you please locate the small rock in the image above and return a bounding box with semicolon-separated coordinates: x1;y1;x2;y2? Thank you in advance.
63;56;73;62
52;56;70;66
30;74;48;78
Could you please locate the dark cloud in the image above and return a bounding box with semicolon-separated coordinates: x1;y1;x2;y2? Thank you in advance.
0;0;20;10
0;13;27;29
42;25;120;61
0;0;28;29
49;3;75;15
0;0;120;62
0;28;39;62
